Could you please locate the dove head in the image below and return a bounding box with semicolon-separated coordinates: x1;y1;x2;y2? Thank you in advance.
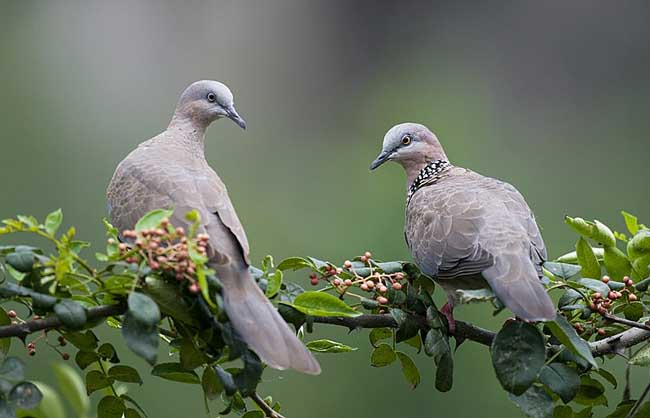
171;80;246;129
370;123;448;174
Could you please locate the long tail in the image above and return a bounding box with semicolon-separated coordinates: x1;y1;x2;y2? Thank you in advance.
214;263;321;375
483;251;556;322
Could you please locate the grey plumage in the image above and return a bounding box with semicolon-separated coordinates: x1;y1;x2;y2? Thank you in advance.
371;123;555;322
107;80;320;374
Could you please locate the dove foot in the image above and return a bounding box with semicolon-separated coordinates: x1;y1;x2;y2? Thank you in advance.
440;302;456;335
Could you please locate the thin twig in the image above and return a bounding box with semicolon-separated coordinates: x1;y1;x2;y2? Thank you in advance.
250;392;286;418
626;378;650;418
601;313;650;332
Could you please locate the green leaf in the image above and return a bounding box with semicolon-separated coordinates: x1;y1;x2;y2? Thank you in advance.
98;343;120;363
121;312;158;365
53;300;87;330
0;308;11;357
9;382;42;409
97;395;125;418
629;344;650;366
543;262;581;280
201;367;223;400
0;357;25;381
214;366;237;396
546;316;598;369
276;257;316;271
370;344;396;367
396;351;420;389
135;209;174;233
369;328;392;347
306;339;357;353
576;278;609;296
108;365;142;384
435;351;454;392
455;288;496;304
622;301;644;322
127;292;160;327
576;237;601;279
628;229;650;260
424;329;450;361
286;291;361;317
539;363;580;403
490;322;546;395
595;368;617;388
508;385;554;418
603;246;631;280
125;408;142;418
6;251;36;273
180;339;206;370
143;276;196;325
261;255;274;272
553;405;573;418
85;370;112;395
573;376;606;406
151;363;200;384
52;363;89;416
44;209;63;236
265;270;283;298
622;211;640;235
63;331;98;351
592;220;616;247
557;247;605;264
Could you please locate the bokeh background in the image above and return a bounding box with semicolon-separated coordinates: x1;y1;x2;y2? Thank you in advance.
2;1;650;417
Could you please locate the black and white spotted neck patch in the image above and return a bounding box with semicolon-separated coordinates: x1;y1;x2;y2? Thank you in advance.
407;160;451;205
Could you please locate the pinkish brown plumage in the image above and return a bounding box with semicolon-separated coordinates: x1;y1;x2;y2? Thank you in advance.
371;123;555;328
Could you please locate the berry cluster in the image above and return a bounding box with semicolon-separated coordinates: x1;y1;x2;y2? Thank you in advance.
116;219;209;294
571;275;641;336
308;251;407;306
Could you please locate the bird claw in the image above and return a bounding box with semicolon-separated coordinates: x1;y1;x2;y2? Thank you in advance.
440;303;456;335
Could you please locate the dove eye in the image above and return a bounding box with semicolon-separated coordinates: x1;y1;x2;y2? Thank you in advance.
401;135;412;145
207;92;217;103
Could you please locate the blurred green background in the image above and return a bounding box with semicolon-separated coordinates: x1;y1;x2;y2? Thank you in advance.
1;1;649;417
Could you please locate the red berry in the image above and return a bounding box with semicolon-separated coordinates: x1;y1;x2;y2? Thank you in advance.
28;350;36;357
592;292;601;300
360;256;368;263
378;285;388;294
27;343;35;349
344;279;353;287
333;278;342;286
364;251;372;259
343;260;353;269
7;310;16;318
310;278;319;286
392;282;403;291
62;353;70;361
188;283;200;294
360;283;369;291
597;328;606;336
608;291;617;300
107;238;116;245
32;315;40;320
366;281;375;289
377;296;388;305
601;275;610;284
394;272;404;280
149;261;160;270
598;306;608;314
589;303;598;312
629;293;638;301
309;273;317;280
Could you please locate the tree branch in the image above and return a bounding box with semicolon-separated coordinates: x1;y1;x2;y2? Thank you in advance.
250;392;285;418
312;313;650;358
0;303;127;339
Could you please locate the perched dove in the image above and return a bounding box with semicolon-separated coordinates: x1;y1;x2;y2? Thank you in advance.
107;80;320;374
370;123;556;329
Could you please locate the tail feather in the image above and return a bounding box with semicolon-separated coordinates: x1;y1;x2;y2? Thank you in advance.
483;252;556;322
216;264;321;375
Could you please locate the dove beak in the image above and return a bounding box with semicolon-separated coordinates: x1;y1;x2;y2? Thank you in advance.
370;151;392;170
225;105;247;130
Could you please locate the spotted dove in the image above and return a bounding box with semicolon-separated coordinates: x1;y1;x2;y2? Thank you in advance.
107;80;320;374
370;123;556;328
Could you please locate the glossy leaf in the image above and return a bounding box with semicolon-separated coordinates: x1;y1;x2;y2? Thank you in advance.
276;257;316;272
0;308;11;357
265;270;283;298
539;363;579;403
85;370;112;395
603;246;632;280
396;351;420;389
121;312;158;365
369;328;392;347
287;291;361;317
151;363;200;384
108;365;142;384
546;316;598;369
127;292;160;327
508;385;554;418
97;395;125;418
543;262;581;280
201;367;223;400
306;339;357;353
576;237;601;279
134;209;174;233
44;209;63;236
629;344;650;366
370;344;396;367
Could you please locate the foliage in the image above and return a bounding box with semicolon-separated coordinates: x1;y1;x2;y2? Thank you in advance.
0;210;649;417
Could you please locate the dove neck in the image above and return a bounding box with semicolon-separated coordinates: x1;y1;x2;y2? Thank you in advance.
406;159;451;203
167;114;208;151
